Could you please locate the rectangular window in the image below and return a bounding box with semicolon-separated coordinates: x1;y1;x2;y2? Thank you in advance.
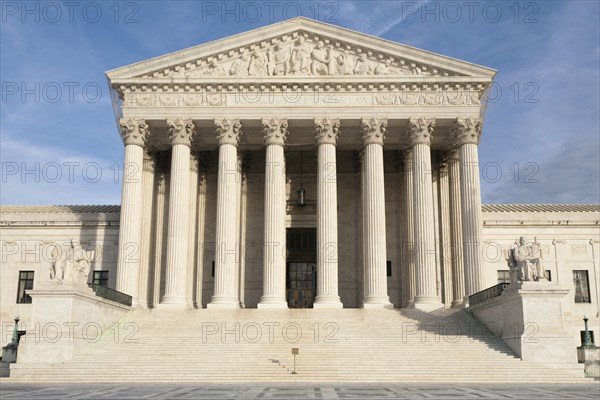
16;271;34;304
497;270;511;284
386;261;392;277
545;270;551;282
573;270;591;303
212;261;215;277
93;271;109;287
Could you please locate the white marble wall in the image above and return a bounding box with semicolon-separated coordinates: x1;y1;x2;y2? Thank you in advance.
0;209;120;346
1;161;598;350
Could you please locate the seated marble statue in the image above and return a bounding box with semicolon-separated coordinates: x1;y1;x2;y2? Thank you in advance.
507;236;546;283
50;240;92;285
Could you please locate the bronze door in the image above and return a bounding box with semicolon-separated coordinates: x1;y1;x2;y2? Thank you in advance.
286;228;317;308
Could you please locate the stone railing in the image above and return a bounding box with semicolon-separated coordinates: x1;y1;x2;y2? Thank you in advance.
88;283;132;306
468;283;509;307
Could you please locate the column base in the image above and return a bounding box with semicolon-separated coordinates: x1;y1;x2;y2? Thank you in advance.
362;296;394;309
257;298;288;309
413;295;444;312
313;297;343;309
362;302;394;309
313;301;344;310
451;299;465;308
207;295;240;309
158;295;189;309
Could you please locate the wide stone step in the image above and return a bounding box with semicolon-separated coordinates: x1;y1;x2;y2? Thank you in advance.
7;308;589;383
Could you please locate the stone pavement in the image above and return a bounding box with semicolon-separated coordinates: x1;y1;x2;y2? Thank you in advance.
0;384;599;399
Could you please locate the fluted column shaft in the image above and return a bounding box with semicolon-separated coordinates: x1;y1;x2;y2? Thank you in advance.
402;149;416;307
453;118;486;301
152;169;167;307
360;118;393;309
438;161;453;305
448;150;465;306
186;154;199;307
314;118;343;308
138;152;156;308
258;118;288;308
259;145;286;306
195;173;207;308
238;172;248;308
407;118;442;311
209;119;242;309
161;119;195;307
116;119;148;306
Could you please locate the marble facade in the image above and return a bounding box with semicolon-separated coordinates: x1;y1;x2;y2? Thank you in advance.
0;18;599;355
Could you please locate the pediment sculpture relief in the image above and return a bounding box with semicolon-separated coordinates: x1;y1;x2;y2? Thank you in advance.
147;33;459;79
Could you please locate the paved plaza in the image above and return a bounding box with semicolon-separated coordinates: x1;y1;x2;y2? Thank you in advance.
0;384;599;400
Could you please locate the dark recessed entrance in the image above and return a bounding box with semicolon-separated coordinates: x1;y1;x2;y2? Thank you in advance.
286;228;317;308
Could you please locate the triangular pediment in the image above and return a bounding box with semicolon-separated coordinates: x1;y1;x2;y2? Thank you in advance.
106;17;495;82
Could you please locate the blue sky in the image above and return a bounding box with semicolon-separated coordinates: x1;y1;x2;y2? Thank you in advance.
1;0;599;205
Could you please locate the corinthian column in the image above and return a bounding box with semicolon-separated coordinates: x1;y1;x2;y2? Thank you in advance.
360;118;393;309
453;118;485;300
314;118;343;308
208;119;242;309
258;118;288;309
438;158;453;305
138;151;156;308
447;149;465;307
402;148;416;307
161;118;195;308
116;118;149;306
406;117;442;311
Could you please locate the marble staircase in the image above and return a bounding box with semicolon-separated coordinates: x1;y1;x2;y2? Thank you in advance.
7;308;588;383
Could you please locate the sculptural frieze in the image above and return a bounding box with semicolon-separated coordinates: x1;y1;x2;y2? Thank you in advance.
140;34;459;79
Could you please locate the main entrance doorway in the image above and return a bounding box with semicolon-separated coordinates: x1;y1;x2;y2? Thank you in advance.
286;228;317;308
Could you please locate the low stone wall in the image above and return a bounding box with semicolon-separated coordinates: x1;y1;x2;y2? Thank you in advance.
15;283;131;365
469;282;579;366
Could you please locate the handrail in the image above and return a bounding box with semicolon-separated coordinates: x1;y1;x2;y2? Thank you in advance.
88;283;132;307
468;283;509;307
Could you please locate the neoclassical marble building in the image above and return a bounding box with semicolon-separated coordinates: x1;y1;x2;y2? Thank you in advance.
106;17;495;311
1;18;598;349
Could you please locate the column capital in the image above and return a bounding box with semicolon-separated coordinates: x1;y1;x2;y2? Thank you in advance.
215;118;243;147
167;118;195;147
452;117;483;146
447;148;460;163
262;118;288;146
360;117;387;146
406;117;435;146
119;118;149;147
314;117;340;145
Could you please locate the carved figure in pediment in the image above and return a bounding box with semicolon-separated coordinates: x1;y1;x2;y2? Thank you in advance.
354;54;372;75
229;53;250;77
409;63;426;76
334;50;352;75
249;50;269;76
311;41;332;75
269;41;290;76
203;60;225;76
290;36;311;74
374;59;392;75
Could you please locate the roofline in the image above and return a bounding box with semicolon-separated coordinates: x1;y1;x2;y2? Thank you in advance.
106;17;496;80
